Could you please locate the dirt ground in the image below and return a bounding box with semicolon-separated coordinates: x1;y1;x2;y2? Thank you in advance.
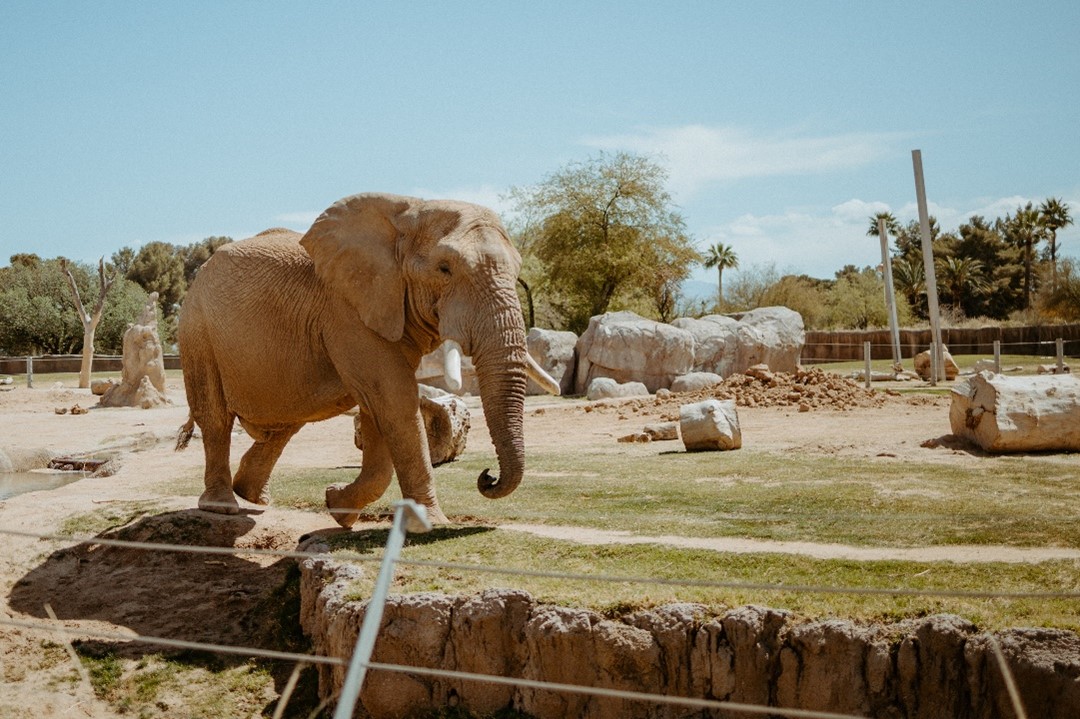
0;372;1076;716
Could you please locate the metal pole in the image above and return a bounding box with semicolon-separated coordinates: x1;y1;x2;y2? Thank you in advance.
1057;338;1065;374
864;341;872;389
878;218;902;372
26;356;33;389
912;150;945;384
993;340;1001;374
333;500;433;719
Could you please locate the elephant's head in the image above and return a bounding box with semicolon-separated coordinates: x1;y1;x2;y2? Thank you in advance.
299;192;557;500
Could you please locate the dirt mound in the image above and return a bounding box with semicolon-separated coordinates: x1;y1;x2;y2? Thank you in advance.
586;367;892;417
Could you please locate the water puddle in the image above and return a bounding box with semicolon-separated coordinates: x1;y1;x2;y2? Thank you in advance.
0;469;85;500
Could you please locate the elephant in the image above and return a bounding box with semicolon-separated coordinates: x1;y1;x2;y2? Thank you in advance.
175;192;560;527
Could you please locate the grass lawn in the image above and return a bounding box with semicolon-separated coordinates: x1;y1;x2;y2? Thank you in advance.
168;442;1080;630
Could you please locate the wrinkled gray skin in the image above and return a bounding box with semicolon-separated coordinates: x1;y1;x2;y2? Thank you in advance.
177;193;532;526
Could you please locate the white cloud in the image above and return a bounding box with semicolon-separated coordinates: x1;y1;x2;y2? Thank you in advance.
692;192;1080;282
583;124;901;197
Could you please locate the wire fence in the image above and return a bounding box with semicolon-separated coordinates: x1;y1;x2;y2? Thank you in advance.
0;497;1060;719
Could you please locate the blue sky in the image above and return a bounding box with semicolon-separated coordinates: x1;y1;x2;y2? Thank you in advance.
2;1;1078;287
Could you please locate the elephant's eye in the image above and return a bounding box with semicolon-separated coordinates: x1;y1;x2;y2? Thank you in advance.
437;262;452;276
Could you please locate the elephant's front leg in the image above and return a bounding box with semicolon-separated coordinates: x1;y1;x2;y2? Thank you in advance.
326;412;395;529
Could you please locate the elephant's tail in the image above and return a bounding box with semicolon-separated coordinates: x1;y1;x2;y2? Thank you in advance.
175;416;196;451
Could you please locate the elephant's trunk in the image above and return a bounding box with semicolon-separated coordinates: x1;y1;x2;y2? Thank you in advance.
470;289;528;499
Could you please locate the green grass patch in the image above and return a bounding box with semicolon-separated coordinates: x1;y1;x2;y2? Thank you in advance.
57;501;162;538
260;450;1080;550
325;526;1080;631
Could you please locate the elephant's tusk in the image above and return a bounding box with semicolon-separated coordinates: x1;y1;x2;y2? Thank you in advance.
443;340;463;393
525;352;561;396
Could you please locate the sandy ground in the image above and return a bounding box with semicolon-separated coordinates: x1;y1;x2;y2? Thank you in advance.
0;375;1076;715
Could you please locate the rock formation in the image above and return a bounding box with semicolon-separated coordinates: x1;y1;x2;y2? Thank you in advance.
913;346;960;381
950;371;1080;452
574;311;695;394
526;327;577;396
99;293;170;408
673;307;804;378
585;377;650;401
299;552;1080;719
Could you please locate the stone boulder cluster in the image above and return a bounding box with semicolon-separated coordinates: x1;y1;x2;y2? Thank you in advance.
418;306;806;400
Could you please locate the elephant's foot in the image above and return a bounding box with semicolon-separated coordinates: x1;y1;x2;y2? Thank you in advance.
326;483;364;529
198;486;240;515
233;479;271;506
423;503;450;525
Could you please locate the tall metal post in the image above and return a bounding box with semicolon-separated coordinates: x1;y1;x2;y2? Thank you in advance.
878;218;902;372
912;150;945;384
26;356;33;389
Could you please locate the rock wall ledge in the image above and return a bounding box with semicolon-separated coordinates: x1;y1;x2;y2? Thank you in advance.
299;544;1080;718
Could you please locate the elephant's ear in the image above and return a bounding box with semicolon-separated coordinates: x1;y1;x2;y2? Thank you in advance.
300;193;415;342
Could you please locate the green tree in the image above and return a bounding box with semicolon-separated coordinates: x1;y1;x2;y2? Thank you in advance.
179;236;232;284
127;241;186;317
759;274;829;329
508;152;696;333
1039;197;1073;292
724;262;780;311
999;203;1043;309
0;258;150;356
955;216;1022;319
825;266;901;329
702;242;739;308
936;256;989;317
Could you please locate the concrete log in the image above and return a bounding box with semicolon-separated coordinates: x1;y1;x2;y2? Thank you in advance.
950;371;1080;452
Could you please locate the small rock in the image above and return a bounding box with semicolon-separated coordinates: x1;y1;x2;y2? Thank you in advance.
70;404;88;415
745;364;774;382
617;432;651;443
643;422;679;441
586;377;650;401
54;407;68;415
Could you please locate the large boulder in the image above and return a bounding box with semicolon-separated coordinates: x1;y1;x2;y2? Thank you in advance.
673;307;804;378
680;399;742;451
574;311;694;394
526;328;577;396
729;307;805;374
914;346;961;381
671;315;741;376
950;371;1080;452
586;377;650;401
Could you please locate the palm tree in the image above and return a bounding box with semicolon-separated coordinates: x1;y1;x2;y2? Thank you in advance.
866;212;901;239
936;256;989;315
891;256;926;314
1001;203;1043;309
702;242;739;306
1039;197;1074;292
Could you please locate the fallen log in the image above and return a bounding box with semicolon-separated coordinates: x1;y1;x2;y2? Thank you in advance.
950;371;1080;452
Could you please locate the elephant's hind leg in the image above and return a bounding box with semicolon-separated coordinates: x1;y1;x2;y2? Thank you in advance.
194;404;239;514
233;424;302;505
326;413;393;529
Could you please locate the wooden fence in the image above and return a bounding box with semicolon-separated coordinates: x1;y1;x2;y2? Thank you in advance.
0;354;182;376
802;324;1080;363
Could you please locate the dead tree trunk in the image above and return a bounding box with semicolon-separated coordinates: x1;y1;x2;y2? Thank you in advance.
61;258;118;389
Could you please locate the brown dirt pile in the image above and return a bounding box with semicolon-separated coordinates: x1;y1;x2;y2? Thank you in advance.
586;367;894;419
